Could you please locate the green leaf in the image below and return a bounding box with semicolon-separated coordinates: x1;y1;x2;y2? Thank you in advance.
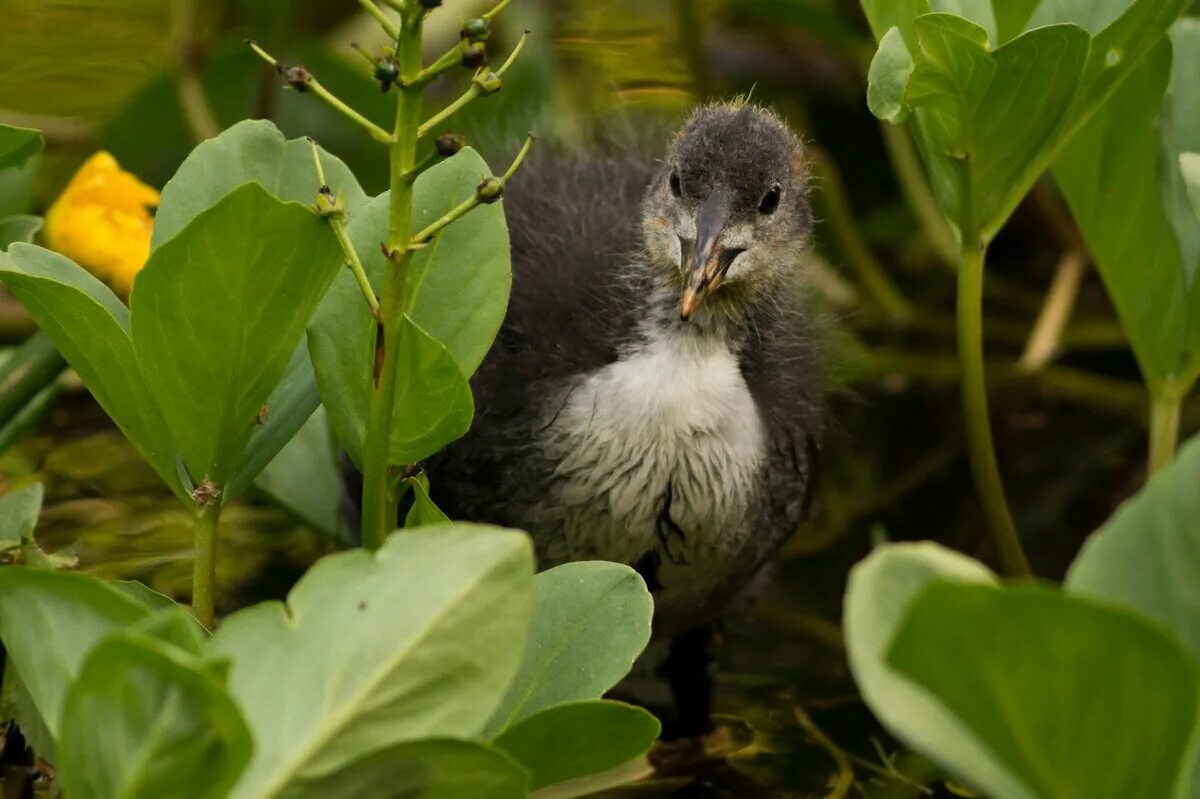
309;148;508;466
862;0;1188;239
60;634;251;799
0;124;42;171
152;119;367;248
227;342;322;500
493;700;659;791
0;481;42;552
274;739;528;799
211;525;534;799
841;543;1021;797
254;404;341;536
1183;152;1200;221
866;28;915;123
1160;19;1200;287
130;182;342;492
1054;38;1200;391
486;562;653;736
310;311;474;468
403;472;451;528
0;215;41;250
129;605;211;656
0;244;182;498
889;583;1200;799
1067;433;1200;660
0;567;150;742
346;150;511;376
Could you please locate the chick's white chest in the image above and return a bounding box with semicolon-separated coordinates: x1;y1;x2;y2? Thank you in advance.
536;329;768;574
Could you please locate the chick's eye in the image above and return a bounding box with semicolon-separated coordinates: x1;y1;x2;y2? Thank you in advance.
759;185;781;215
669;170;682;198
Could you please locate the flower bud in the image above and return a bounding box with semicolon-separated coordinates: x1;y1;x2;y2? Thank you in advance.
373;60;399;92
461;17;490;41
283;65;311;91
461;43;488;69
435;133;466;157
476;176;504;203
473;71;502;94
316;185;346;218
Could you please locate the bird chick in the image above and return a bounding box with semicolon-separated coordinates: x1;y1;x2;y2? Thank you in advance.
425;101;824;735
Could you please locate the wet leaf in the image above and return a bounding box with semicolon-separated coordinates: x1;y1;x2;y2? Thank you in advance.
0;244;182;498
152;119;368;248
0;567;149;743
1054;33;1200;392
889;583;1200;799
0;124;42;172
60;633;251;799
841;543;1017;796
493;700;659;790
211;525;534;799
276;739;528;799
130;183;341;492
486;562;652;735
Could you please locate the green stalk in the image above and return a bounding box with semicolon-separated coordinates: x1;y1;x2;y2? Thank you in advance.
958;233;1032;578
359;5;425;551
1148;376;1183;476
0;331;65;426
191;501;221;629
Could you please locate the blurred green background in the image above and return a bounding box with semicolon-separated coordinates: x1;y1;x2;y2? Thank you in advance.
2;0;1199;794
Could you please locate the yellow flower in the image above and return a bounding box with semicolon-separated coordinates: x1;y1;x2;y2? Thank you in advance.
44;152;159;296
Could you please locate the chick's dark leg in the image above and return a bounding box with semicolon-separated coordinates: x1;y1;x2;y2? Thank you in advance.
660;624;717;740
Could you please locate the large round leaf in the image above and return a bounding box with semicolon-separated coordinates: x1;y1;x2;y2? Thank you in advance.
493;700;659;790
211;525;534;799
890;583;1200;799
485;562;653;736
276;739;528;799
341;148;511;376
0;568;150;744
130;183;342;491
59;634;251;799
841;543;1021;797
152;119;368;248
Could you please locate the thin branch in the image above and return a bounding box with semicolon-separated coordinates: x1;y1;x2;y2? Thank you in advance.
357;0;399;39
249;40;394;143
410;134;534;245
482;0;513;20
1019;249;1087;372
309;139;379;316
173;0;219;141
416;30;528;138
414;42;465;85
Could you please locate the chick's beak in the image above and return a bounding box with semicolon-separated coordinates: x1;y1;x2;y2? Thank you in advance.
680;188;732;321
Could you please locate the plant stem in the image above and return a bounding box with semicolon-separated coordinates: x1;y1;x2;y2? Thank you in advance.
879;121;956;268
811;150;912;323
173;0;220;142
0;331;65;426
1019;249;1087;372
1148;376;1183;476
360;5;426;551
958;234;1031;578
191;501;220;629
248;41;394;143
357;0;399;39
411;134;534;244
416;31;527;138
